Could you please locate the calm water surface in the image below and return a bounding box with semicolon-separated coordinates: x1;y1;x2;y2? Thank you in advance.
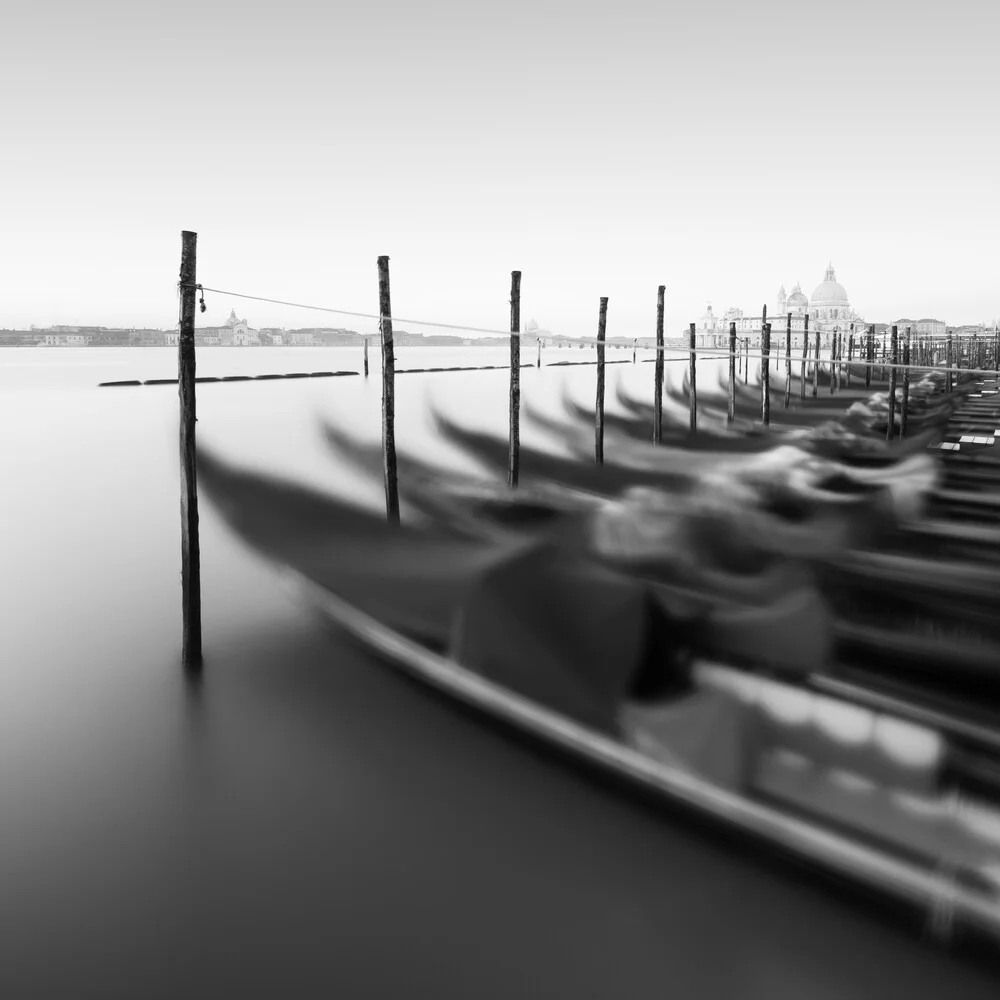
1;346;995;997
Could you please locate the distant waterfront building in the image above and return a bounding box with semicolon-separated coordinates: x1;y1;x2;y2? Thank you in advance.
196;308;259;346
708;263;862;348
915;318;947;339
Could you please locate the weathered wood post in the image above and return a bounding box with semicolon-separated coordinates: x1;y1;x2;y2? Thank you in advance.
846;325;854;389
743;337;749;385
783;312;792;409
536;335;541;369
689;322;698;432
829;333;837;395
800;314;810;401
728;321;737;425
508;270;521;487
178;230;202;672
946;331;954;393
886;325;899;442
595;297;607;463
865;325;873;389
653;285;665;445
761;321;771;427
363;337;369;377
761;304;768;374
811;329;820;398
632;337;637;364
901;327;911;438
377;256;399;522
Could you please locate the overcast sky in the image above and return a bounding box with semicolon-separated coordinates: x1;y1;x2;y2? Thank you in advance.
3;0;997;337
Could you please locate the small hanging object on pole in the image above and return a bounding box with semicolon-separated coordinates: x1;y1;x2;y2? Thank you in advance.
508;271;521;487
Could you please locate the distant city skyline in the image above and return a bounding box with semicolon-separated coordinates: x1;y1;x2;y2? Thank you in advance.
3;1;997;337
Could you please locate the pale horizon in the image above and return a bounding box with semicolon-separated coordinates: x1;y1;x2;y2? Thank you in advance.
3;1;998;337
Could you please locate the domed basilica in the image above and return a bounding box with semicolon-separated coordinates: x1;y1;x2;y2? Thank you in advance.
699;264;861;347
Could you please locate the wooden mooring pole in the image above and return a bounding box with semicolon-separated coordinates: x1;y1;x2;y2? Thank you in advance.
689;322;698;432
886;325;898;442
865;325;873;389
743;337;749;385
811;329;820;398
536;336;542;368
728;321;737;425
595;297;607;463
783;313;792;409
178;230;202;672
653;285;665;445
632;337;637;364
846;325;854;389
363;337;369;377
761;321;771;427
377;256;399;523
761;305;768;374
901;327;911;438
509;271;521;487
800;314;809;400
946;331;954;393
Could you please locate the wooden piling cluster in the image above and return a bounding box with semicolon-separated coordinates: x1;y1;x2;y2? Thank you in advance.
171;237;988;673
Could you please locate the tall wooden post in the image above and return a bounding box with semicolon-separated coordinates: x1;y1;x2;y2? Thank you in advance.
632;337;637;364
800;314;810;400
761;305;768;374
846;325;854;389
595;297;607;464
653;285;665;445
377;256;399;522
783;313;792;409
689;322;698;432
508;271;521;487
865;325;873;389
363;337;369;377
761;321;771;427
743;337;749;385
946;331;954;393
901;327;911;438
728;321;737;425
811;329;820;398
886;325;899;442
178;231;202;671
536;335;541;369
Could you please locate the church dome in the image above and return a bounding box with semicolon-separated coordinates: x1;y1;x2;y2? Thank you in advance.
810;264;849;307
787;284;808;309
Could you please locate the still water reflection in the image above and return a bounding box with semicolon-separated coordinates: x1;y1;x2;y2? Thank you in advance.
0;347;996;996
